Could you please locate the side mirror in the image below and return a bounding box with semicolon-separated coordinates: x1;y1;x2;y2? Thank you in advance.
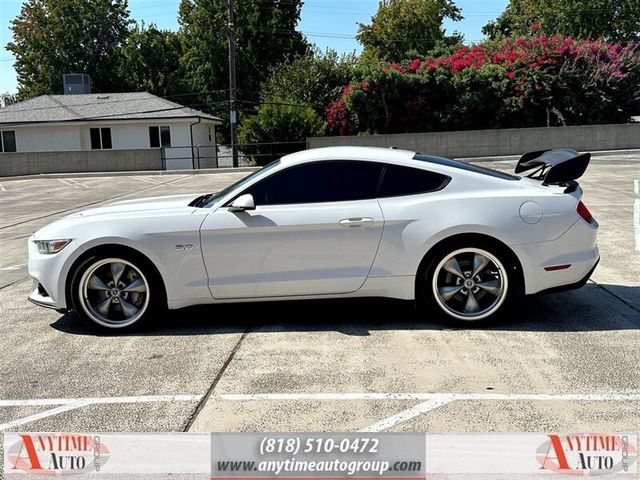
228;194;255;212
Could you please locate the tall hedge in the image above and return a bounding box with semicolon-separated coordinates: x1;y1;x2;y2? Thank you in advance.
326;34;640;135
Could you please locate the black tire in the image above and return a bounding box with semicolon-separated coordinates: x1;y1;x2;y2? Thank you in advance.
69;251;166;332
417;239;522;326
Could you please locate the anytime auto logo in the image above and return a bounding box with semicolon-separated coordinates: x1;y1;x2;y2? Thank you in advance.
6;433;110;476
536;434;637;476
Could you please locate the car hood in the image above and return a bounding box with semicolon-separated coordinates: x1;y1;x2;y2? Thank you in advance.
69;193;205;217
32;193;208;241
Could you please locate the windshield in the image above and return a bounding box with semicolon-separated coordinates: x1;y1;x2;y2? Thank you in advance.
200;160;281;208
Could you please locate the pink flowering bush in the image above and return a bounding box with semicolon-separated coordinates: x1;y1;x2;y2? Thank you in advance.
326;34;640;135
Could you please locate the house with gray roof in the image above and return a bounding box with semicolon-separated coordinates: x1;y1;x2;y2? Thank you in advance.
0;92;223;170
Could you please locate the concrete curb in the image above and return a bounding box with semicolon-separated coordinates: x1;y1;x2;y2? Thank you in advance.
0;166;260;182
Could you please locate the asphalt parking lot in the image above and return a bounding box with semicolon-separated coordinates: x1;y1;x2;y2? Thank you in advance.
0;152;638;438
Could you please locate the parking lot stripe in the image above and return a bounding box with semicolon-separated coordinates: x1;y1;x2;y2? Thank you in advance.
0;394;202;407
0;395;203;431
1;175;188;230
634;199;639;251
57;178;80;189
221;392;640;401
135;176;162;185
0;183;5;191
359;398;454;432
66;178;90;189
635;180;639;251
222;392;640;432
0;401;92;431
1;264;26;271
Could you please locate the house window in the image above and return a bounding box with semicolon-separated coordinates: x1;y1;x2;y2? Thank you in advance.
0;130;16;152
90;128;112;149
208;126;212;142
149;126;171;148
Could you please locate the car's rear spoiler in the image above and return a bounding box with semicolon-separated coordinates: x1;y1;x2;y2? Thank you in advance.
515;149;591;191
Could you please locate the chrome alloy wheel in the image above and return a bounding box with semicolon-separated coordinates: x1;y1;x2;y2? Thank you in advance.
78;258;150;328
431;248;508;321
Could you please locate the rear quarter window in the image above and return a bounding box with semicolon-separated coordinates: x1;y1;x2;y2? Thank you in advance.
378;165;450;198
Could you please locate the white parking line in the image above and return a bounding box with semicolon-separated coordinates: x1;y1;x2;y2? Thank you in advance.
222;392;640;402
66;178;90;189
0;183;5;191
635;180;639;251
56;178;89;189
57;178;79;189
1;264;26;271
0;394;202;431
135;176;162;185
360;398;453;432
0;402;93;431
222;392;640;432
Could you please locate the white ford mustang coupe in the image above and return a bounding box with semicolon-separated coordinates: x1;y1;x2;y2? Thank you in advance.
28;146;599;330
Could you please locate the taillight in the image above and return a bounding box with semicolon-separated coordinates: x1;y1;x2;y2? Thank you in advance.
577;201;593;223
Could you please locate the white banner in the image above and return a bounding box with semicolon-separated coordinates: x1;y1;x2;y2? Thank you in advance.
3;432;210;479
425;433;637;478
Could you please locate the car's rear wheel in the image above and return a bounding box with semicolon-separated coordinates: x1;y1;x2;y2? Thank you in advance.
419;244;518;325
71;254;162;331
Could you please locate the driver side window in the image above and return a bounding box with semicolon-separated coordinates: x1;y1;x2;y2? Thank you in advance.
246;161;383;206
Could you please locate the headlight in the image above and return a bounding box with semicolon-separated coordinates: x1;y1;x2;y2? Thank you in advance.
35;239;71;254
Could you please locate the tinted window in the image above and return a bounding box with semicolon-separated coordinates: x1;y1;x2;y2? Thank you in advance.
160;126;171;147
90;128;101;149
100;128;112;149
379;165;449;197
149;126;160;147
247;161;383;205
414;154;519;180
2;131;16;152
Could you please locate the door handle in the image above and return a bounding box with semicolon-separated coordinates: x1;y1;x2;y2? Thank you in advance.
339;217;374;227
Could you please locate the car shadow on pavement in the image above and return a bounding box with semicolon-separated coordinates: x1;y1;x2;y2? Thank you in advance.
50;283;640;337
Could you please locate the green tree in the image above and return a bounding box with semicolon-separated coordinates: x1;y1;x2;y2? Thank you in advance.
239;97;325;165
118;23;185;96
357;0;463;62
260;49;358;115
178;0;308;114
483;0;640;42
0;92;18;107
7;0;131;98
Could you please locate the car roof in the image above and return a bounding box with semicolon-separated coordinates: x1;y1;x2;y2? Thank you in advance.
281;146;417;166
280;146;520;182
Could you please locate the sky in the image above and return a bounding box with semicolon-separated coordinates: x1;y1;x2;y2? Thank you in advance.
0;0;509;94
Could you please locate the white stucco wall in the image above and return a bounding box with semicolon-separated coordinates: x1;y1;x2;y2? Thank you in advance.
8;120;218;153
191;121;218;168
80;121;193;150
11;125;82;152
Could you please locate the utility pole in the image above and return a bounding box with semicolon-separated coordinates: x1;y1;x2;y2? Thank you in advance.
227;0;239;167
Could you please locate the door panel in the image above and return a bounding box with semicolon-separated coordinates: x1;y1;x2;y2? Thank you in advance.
200;200;384;298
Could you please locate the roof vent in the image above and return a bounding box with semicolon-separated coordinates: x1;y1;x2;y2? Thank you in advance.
63;74;91;94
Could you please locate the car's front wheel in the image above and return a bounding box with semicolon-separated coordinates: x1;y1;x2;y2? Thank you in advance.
70;254;162;331
420;244;518;325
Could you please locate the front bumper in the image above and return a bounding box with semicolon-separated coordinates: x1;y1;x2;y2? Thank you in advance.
27;236;81;310
27;281;69;313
